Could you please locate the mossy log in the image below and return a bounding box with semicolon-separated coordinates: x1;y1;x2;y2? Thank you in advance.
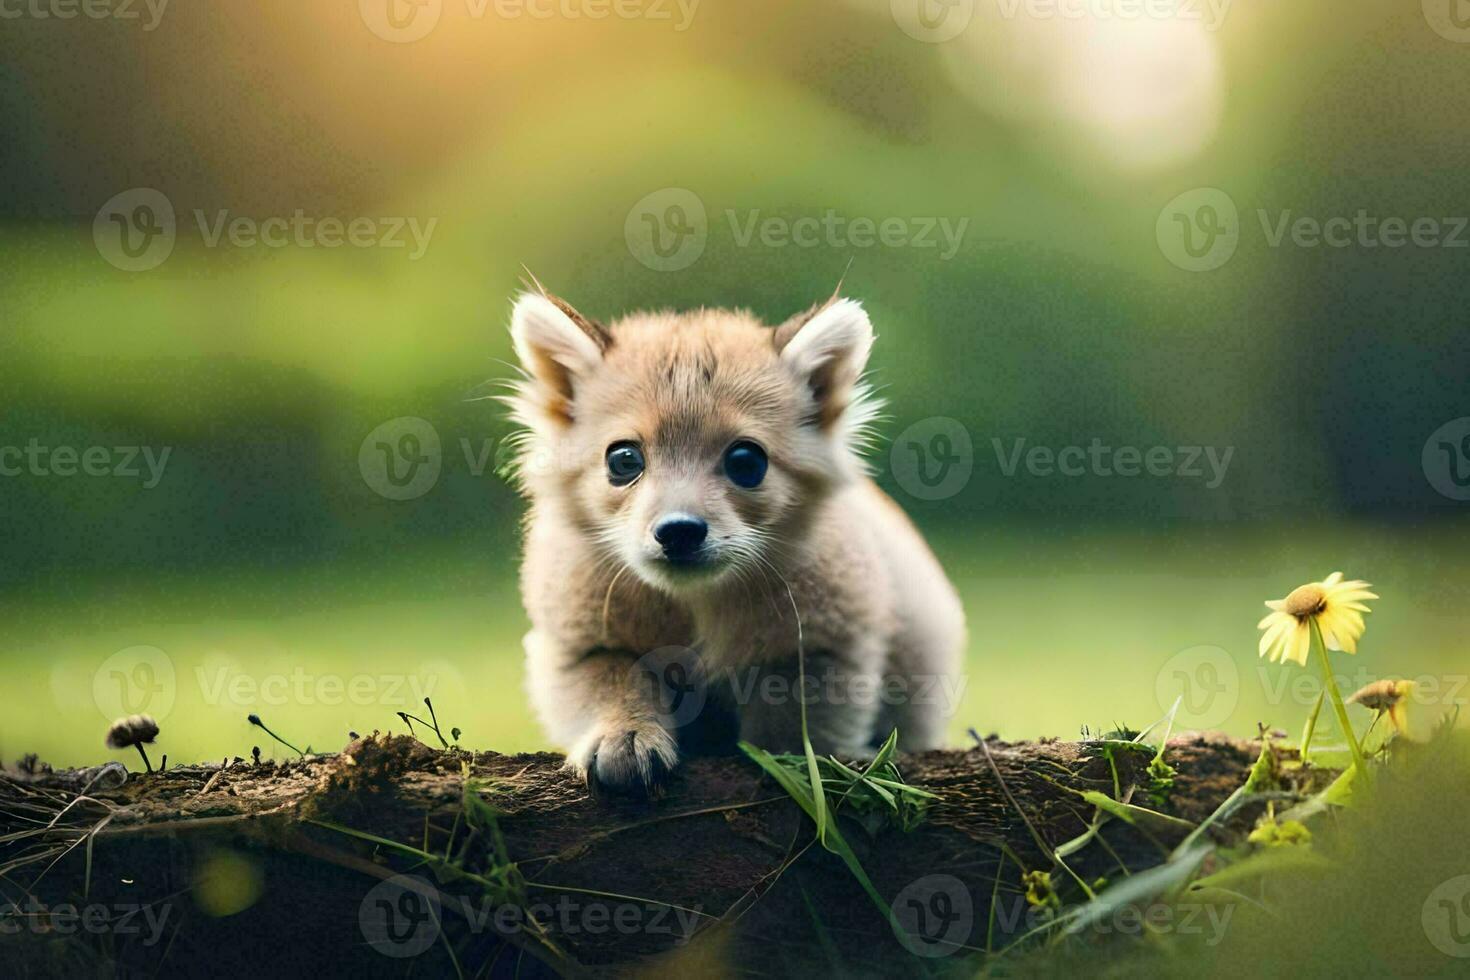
0;733;1325;978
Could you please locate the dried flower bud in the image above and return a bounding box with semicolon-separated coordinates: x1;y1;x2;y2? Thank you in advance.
1346;679;1412;711
1347;678;1417;738
105;714;160;750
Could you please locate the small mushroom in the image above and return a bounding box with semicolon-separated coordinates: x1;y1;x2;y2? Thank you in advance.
105;714;160;773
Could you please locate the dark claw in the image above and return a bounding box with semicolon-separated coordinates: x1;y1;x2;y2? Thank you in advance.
644;750;671;799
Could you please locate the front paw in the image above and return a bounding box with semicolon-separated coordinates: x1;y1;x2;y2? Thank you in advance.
567;721;679;799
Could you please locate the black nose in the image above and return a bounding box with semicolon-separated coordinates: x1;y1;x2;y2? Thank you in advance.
654;514;708;562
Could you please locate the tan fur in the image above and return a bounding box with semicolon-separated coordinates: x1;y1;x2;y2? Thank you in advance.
504;291;966;794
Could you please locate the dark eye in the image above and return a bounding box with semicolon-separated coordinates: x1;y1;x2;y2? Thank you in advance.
606;442;644;486
723;441;768;489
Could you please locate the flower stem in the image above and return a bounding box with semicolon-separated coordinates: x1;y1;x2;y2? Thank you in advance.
1310;619;1366;780
1299;689;1325;765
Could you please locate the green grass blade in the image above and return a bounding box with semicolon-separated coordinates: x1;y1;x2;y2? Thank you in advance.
1078;790;1196;833
1063;844;1210;936
868;729;899;771
1132;694;1182;757
1188;845;1333;893
1168;737;1278;860
1053;821;1103;860
739;741;890;919
1281;762;1358;823
740;742;818;819
804;735;829;844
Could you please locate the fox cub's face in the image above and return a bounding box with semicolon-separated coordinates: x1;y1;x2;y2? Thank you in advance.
505;292;878;593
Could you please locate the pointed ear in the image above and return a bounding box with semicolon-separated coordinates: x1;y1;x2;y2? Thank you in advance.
775;298;874;428
510;292;610;423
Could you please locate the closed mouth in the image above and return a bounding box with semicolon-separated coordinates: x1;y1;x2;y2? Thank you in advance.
650;552;727;579
661;553;714;570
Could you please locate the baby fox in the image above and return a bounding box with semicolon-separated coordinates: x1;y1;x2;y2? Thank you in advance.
504;288;966;795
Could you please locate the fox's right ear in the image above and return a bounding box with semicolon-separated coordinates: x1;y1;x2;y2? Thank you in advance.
509;292;609;422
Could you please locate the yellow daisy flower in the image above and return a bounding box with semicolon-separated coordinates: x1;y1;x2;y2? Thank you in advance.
1257;572;1377;666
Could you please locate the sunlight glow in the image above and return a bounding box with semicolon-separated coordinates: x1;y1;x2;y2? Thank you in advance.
941;4;1226;175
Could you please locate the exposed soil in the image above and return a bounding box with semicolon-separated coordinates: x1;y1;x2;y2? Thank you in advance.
0;733;1329;978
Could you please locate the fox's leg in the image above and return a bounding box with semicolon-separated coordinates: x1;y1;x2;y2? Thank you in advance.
869;640;965;752
524;630;690;796
877;602;967;752
732;650;882;757
871;673;953;752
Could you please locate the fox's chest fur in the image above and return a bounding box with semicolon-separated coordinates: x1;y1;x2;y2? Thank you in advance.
505;288;965;796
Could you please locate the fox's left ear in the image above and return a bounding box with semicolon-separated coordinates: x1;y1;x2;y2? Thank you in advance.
775;298;874;428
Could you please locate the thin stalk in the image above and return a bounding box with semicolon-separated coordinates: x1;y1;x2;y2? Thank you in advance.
397;712;420;740
134;744;153;773
1310;620;1366;780
1299;689;1325;765
248;714;305;758
423;699;450;748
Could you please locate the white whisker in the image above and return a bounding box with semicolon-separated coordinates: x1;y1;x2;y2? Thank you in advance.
601;563;630;644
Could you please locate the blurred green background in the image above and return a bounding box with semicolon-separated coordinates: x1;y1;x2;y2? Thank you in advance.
1;0;1467;768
